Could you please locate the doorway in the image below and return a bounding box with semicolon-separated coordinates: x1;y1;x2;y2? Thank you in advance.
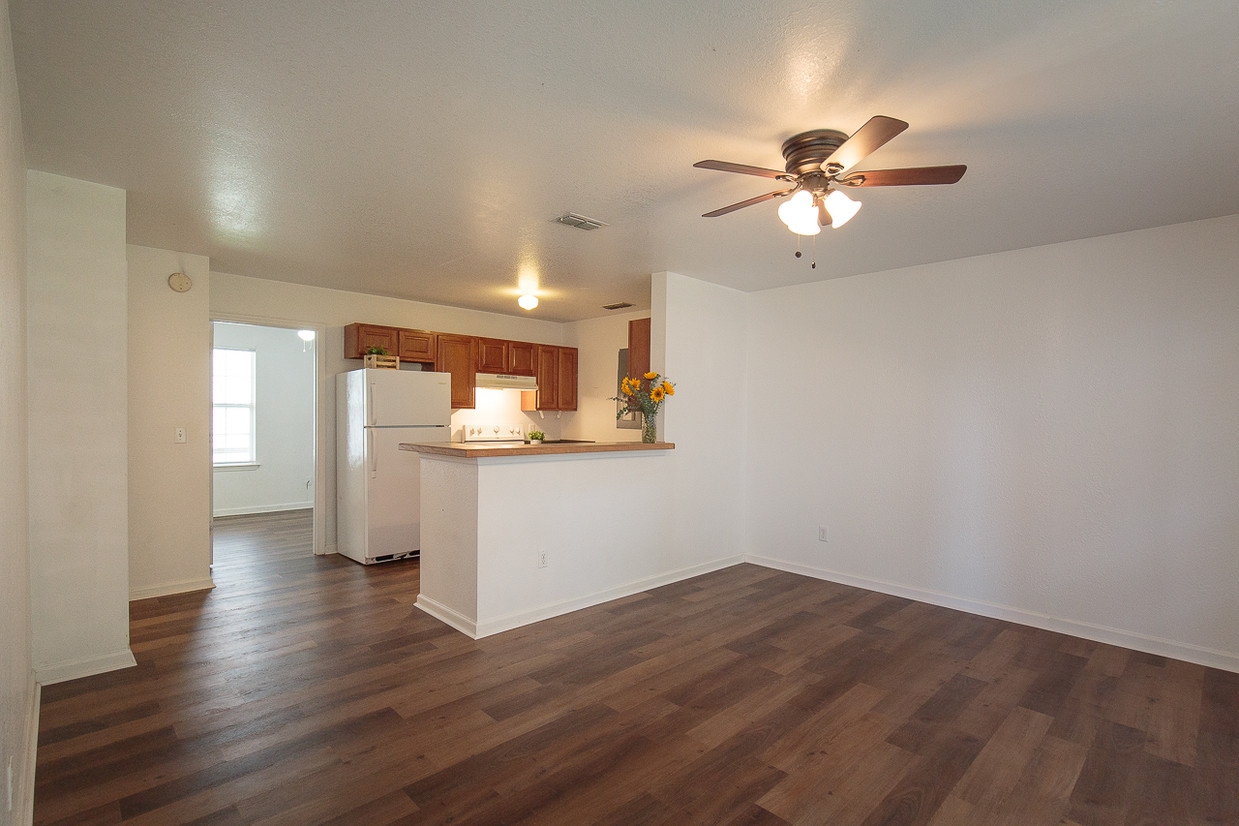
210;320;320;567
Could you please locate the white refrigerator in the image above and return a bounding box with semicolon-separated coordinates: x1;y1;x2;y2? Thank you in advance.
336;369;452;564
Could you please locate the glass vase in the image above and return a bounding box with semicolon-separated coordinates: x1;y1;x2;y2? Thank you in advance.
641;417;657;444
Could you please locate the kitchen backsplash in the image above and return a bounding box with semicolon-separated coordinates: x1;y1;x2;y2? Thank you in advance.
450;387;567;441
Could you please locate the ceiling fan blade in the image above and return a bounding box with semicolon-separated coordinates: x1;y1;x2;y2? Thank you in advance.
823;115;909;174
702;188;795;218
694;159;789;179
837;164;967;187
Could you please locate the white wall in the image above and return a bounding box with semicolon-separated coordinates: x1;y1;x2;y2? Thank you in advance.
655;272;751;567
209;272;574;552
212;322;315;517
562;309;647;442
128;245;213;599
744;215;1239;671
26;171;135;684
0;3;36;817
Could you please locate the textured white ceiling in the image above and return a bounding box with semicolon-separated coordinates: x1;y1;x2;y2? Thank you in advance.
11;0;1239;321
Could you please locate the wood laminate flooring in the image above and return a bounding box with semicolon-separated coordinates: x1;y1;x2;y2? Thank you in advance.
35;513;1239;824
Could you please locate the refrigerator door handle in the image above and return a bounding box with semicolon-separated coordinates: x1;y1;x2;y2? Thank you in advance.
367;381;376;426
368;429;377;477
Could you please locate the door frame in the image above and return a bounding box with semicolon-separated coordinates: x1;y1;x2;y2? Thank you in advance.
209;313;328;556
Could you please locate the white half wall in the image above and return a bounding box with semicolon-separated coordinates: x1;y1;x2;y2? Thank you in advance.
212;322;315;517
128;245;214;599
1;5;37;818
27;171;135;683
417;450;733;639
744;215;1239;671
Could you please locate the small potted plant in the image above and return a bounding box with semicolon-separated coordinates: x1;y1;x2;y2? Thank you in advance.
528;430;545;445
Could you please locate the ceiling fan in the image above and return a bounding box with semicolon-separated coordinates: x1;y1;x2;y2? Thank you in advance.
694;116;966;235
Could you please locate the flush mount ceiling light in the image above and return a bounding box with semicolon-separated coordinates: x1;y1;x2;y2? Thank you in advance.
517;294;539;310
694;115;966;236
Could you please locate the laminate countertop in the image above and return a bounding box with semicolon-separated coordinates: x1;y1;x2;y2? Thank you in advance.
399;441;675;458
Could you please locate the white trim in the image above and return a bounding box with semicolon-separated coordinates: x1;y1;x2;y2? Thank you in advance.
419;556;744;639
211;502;313;518
212;462;260;471
18;678;39;825
415;594;479;637
129;578;216;601
745;554;1239;675
34;648;137;686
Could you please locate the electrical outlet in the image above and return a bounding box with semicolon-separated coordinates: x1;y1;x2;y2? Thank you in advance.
174;426;187;444
818;526;828;542
538;550;548;568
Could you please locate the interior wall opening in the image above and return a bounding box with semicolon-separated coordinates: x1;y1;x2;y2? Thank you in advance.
210;320;319;569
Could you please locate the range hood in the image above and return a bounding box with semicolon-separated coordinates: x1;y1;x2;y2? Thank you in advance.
474;372;538;391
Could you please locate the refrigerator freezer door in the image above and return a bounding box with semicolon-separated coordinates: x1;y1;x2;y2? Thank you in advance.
364;369;452;427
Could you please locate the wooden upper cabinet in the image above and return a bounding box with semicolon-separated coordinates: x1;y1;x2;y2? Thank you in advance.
435;334;477;409
557;347;578;410
507;340;536;376
627;317;651;381
397;329;437;364
478;337;537;376
344;323;399;358
345;321;561;411
476;338;509;373
522;344;578;411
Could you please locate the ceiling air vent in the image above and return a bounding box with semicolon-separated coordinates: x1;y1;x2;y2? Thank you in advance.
602;302;634;310
554;212;609;231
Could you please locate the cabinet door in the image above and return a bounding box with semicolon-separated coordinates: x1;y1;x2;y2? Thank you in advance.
397;329;437;363
507;340;536;376
477;338;508;373
627;318;651;380
557;347;578;411
534;344;560;410
344;323;399;358
435;334;477;409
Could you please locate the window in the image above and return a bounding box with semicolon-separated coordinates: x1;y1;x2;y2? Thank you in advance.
213;348;256;465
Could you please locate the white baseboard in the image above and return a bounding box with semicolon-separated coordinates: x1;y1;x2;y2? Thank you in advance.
35;648;138;686
129;577;216;601
212;502;312;517
745;554;1239;674
415;594;479;638
419;555;744;640
18;677;39;826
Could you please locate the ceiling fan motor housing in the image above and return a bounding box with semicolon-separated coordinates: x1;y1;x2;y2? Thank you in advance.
781;129;849;175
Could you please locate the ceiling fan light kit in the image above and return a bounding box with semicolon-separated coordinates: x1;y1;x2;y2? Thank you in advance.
695;115;966;240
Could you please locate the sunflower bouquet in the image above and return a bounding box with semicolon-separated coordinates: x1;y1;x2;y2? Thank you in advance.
612;371;676;442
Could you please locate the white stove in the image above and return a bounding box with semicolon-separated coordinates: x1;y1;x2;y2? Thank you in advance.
461;423;527;444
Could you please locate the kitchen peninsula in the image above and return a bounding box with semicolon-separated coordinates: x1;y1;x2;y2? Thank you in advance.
400;440;686;638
